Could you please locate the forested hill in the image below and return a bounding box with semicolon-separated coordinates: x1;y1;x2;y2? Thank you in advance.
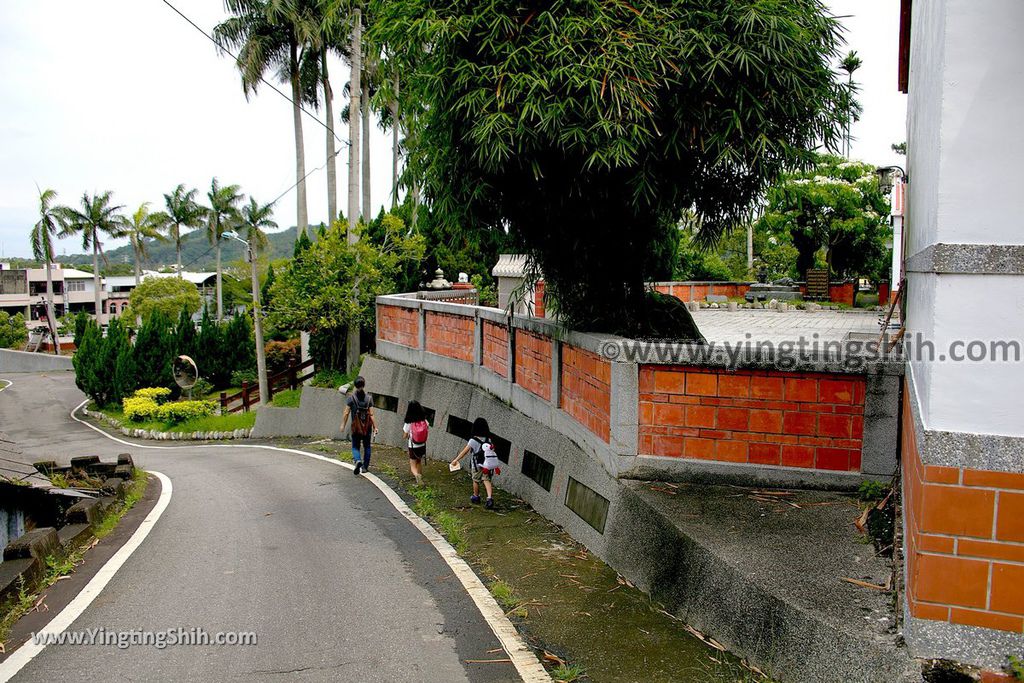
60;227;303;271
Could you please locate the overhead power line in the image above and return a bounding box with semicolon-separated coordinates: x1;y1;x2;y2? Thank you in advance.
159;0;347;147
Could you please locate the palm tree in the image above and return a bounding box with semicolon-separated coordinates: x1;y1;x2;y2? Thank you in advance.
238;197;276;252
839;51;863;158
30;186;62;354
215;0;318;238
205;178;245;320
58;191;126;323
124;203;168;285
159;184;204;276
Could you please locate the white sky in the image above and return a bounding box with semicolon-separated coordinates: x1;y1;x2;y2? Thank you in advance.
0;0;907;260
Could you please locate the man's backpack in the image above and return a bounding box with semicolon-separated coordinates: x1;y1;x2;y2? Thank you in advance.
410;420;429;445
351;396;372;436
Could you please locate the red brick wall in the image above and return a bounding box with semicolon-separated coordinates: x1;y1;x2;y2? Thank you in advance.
903;388;1024;633
561;345;611;442
515;330;552;401
653;282;752;303
378;305;420;348
425;311;474;362
482;320;509;378
534;280;546;318
638;367;866;471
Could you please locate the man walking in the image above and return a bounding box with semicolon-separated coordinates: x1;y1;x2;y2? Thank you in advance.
340;376;377;475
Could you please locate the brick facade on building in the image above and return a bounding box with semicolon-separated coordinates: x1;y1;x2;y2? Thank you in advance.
903;390;1024;633
638;366;866;472
425;311;475;362
378;305;419;348
560;345;611;443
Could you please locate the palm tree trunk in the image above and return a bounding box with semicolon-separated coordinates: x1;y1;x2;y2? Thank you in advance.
361;79;371;222
92;237;102;324
45;257;59;355
291;39;309;237
134;242;141;286
391;75;399;208
176;229;183;277
346;8;362;374
323;48;338;226
216;241;223;321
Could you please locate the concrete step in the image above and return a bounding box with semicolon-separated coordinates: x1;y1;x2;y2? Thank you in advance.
608;481;919;682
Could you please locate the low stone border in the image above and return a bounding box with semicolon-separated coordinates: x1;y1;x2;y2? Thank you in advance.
82;407;254;441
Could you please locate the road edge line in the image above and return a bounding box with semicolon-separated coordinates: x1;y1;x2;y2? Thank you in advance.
0;471;173;683
68;401;550;682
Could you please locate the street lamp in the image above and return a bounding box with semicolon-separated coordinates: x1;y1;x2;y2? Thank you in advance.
875;165;908;195
223;231;269;407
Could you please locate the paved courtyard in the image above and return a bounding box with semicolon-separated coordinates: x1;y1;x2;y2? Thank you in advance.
690;309;884;345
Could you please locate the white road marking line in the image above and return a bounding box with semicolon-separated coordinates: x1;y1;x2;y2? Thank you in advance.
67;400;550;682
0;471;173;683
0;379;12;392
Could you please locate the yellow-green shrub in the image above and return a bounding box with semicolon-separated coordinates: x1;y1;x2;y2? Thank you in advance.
123;396;159;421
154;400;216;424
133;387;172;403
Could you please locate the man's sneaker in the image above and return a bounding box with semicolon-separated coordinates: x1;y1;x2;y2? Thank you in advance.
470;495;481;504
354;462;361;476
485;498;494;510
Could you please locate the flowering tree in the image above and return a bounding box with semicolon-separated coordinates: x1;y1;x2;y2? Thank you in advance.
756;155;891;280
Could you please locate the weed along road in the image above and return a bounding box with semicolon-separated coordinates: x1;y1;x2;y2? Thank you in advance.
0;372;530;682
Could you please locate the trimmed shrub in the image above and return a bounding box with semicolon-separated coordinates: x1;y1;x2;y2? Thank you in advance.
134;387;172;403
123;396;159;421
155;400;216;424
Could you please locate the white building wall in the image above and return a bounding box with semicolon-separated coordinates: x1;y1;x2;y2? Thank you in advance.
905;0;1024;437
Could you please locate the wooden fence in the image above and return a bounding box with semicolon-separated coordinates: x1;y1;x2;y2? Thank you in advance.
219;358;316;413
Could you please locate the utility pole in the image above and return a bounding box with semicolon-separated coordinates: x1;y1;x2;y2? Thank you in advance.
346;7;362;375
225;232;268;405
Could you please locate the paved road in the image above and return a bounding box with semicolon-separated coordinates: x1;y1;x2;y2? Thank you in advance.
0;372;519;682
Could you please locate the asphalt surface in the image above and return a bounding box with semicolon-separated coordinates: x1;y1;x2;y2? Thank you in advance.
0;372;519;682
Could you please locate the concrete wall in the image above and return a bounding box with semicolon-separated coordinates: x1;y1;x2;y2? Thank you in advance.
252;385;346;439
0;349;74;373
374;294;901;490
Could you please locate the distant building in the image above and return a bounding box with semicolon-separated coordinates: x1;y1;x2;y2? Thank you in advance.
0;263;100;326
0;263;221;327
